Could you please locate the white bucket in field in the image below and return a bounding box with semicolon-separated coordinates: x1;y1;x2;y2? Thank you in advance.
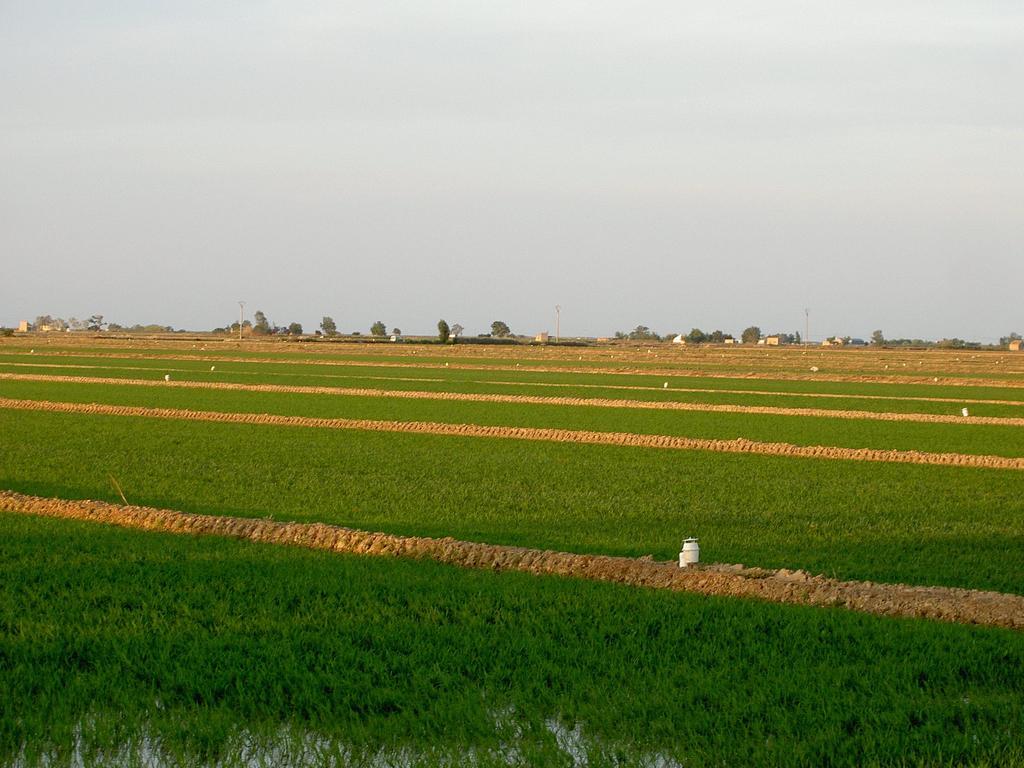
679;538;700;568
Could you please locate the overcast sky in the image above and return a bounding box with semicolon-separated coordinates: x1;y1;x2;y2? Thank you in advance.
2;1;1021;340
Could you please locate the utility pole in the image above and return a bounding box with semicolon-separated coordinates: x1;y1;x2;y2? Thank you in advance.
804;308;810;346
555;305;561;343
238;301;246;342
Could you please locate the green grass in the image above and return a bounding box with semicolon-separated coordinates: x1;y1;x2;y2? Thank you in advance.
3;377;1023;459
2;410;1023;593
4;352;1024;405
4;341;1024;382
2;512;1023;767
6;359;1024;420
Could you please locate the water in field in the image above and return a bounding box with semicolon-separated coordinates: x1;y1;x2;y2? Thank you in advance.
10;712;683;768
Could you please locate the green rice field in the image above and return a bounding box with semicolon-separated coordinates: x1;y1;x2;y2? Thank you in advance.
3;512;1024;767
2;339;1023;766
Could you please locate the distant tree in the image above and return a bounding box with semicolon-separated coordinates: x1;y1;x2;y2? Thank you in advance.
871;329;885;346
613;331;628;340
107;323;123;332
741;326;761;344
320;316;338;337
793;331;802;345
252;311;271;335
125;323;172;333
437;319;450;343
451;323;464;340
370;321;386;337
86;315;106;331
287;322;303;336
491;320;511;338
391;327;402;336
999;332;1022;346
687;328;707;344
628;326;659;341
707;330;726;343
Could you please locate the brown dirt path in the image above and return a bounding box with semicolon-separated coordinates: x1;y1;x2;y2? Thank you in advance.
1;489;1021;630
6;349;1024;389
6;365;1024;408
3;372;1024;427
477;378;1024;407
3;396;1023;470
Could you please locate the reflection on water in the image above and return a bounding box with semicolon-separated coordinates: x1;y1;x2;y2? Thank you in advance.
11;711;683;768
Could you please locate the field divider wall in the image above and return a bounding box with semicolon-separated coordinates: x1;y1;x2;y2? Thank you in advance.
6;367;1024;409
3;372;1024;427
5;350;1024;388
3;396;1024;470
1;489;1021;630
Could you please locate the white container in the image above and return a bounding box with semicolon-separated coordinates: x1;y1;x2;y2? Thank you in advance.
679;538;700;568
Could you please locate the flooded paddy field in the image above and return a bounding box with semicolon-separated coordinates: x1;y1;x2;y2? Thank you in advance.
2;338;1023;765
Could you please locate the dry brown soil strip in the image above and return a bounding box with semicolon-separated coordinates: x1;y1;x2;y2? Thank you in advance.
4;372;1024;427
476;378;1024;408
7;350;1024;389
6;365;1024;409
1;489;1021;630
0;363;450;386
3;396;1024;471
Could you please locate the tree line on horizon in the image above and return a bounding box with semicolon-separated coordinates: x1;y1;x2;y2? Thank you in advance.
614;326;790;344
218;312;518;343
6;314;1022;349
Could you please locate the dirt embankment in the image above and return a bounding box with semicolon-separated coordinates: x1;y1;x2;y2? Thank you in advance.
479;378;1024;407
5;348;1024;389
6;367;1024;409
2;396;1023;471
1;489;1021;630
4;372;1024;427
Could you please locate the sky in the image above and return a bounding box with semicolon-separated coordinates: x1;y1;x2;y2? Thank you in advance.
1;1;1021;341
